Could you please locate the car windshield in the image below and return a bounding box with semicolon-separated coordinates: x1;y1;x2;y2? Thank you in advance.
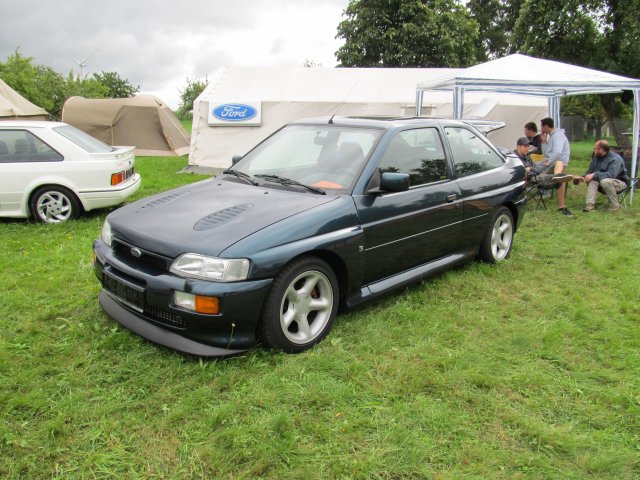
232;124;381;193
53;125;115;153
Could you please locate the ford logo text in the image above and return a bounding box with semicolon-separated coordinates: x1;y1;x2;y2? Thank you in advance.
212;104;257;122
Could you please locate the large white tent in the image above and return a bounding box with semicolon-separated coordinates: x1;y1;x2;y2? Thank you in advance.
189;67;547;171
416;54;640;201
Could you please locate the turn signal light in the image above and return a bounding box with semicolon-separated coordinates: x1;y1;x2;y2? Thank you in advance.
195;295;219;314
173;291;220;315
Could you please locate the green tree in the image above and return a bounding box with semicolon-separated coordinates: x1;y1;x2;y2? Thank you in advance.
335;0;479;67
0;49;66;116
92;71;140;98
65;72;109;99
513;0;640;145
177;77;208;119
467;0;524;60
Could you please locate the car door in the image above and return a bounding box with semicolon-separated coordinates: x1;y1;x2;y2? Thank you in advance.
353;127;462;285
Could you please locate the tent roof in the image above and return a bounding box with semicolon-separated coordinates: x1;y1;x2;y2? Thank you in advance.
204;66;463;103
417;53;640;97
200;66;546;106
0;78;48;118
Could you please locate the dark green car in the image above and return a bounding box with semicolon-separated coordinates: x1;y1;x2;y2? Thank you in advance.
93;117;526;357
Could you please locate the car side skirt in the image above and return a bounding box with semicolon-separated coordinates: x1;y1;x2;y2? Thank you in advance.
345;250;475;309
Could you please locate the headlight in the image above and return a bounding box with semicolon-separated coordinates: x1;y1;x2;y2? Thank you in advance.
170;254;250;282
101;219;112;246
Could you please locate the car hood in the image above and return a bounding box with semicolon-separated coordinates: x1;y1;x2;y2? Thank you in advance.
108;179;338;258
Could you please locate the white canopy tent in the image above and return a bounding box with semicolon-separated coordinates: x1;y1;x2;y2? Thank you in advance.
416;54;640;202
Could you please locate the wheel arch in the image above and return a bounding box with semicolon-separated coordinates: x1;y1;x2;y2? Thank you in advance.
503;201;520;232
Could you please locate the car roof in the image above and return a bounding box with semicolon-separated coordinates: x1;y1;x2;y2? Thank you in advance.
0;120;66;129
290;116;507;135
290;116;470;130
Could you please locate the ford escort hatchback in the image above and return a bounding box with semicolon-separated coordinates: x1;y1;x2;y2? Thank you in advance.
0;121;140;223
93;117;526;357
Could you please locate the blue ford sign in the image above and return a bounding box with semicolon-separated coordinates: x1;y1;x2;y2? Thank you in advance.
212;103;257;122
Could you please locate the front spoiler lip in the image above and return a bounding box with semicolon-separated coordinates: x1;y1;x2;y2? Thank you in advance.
99;290;248;358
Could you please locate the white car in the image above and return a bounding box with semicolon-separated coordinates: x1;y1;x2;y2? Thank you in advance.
0;121;141;223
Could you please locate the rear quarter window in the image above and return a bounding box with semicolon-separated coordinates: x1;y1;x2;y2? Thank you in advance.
0;129;63;163
445;127;504;177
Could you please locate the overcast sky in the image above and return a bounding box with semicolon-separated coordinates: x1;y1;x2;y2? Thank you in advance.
0;0;350;109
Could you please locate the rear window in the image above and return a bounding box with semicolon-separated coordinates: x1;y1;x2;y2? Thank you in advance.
53;125;114;153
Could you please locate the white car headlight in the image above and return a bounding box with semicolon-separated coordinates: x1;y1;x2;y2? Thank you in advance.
170;254;250;282
101;219;112;246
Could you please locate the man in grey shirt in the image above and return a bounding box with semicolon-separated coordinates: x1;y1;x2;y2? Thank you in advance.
534;117;574;216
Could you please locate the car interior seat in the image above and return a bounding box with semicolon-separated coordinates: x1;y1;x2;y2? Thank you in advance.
14;138;29;154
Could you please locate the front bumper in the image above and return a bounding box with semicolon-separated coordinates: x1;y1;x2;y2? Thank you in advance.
93;239;273;357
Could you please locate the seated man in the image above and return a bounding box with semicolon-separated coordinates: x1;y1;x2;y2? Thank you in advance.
536;117;574;216
524;122;542;154
573;139;628;212
514;137;535;175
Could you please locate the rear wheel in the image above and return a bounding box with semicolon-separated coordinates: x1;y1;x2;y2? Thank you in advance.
260;256;338;353
30;186;81;224
479;207;514;263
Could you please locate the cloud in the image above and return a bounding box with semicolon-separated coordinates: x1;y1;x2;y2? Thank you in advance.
0;0;348;109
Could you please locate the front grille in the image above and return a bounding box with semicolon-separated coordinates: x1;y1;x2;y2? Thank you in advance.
112;239;171;272
145;305;186;329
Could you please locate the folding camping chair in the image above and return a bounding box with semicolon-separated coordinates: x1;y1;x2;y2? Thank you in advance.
598;176;639;209
525;171;547;209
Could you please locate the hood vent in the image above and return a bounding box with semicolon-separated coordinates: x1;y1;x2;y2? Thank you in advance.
193;203;254;231
139;190;190;210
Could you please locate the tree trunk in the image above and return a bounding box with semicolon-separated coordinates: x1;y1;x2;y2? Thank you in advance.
600;95;630;147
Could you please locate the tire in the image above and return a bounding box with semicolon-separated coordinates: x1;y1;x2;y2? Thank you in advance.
30;186;81;224
479;207;514;263
260;256;339;353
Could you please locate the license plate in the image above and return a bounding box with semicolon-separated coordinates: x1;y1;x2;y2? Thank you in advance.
101;271;144;312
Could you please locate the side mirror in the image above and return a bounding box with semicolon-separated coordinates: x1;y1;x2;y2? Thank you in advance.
368;172;410;194
231;155;243;165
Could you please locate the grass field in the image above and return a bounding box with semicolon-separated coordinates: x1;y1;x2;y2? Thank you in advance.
1;145;639;479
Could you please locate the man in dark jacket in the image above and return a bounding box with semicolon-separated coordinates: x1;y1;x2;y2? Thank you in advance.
514;136;535;174
573;140;628;212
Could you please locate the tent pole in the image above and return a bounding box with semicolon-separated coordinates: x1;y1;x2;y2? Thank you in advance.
631;89;639;204
548;97;561;129
453;87;464;119
415;90;423;116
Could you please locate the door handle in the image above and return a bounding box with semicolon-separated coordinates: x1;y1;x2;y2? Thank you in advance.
446;194;458;203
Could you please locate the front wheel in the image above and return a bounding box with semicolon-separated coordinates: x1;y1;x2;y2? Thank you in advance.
260;256;339;353
30;186;81;224
479;207;514;263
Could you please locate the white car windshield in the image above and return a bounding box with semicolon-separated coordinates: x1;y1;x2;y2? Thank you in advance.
232;125;381;192
53;125;115;153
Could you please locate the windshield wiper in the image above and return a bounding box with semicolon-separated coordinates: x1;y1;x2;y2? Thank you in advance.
222;169;259;186
254;174;326;195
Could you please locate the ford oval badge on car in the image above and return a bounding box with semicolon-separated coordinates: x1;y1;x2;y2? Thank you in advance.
212;104;257;122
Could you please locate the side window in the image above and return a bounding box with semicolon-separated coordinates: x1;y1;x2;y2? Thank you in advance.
444;127;504;177
0;130;63;163
378;128;448;187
